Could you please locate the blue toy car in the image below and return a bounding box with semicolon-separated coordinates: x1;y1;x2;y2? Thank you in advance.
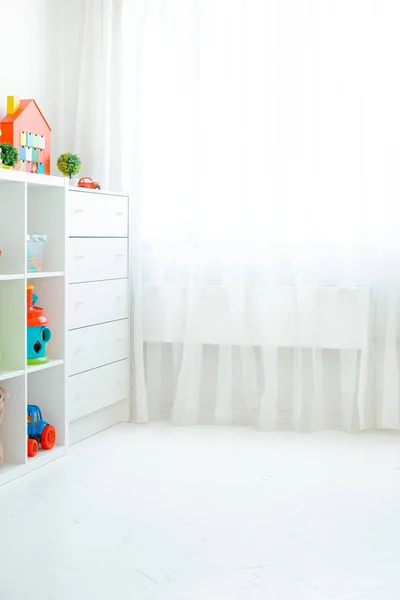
27;405;56;457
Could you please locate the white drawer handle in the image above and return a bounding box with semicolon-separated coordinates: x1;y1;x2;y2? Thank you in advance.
116;211;124;216
75;300;85;305
116;254;124;258
116;337;125;342
74;347;83;354
74;208;84;213
75;392;84;397
116;295;123;300
75;255;85;260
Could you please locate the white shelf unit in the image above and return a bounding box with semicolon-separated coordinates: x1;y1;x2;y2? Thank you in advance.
0;172;131;486
0;171;67;487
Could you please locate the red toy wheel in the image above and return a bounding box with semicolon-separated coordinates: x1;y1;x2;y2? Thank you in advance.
28;438;39;457
41;425;56;450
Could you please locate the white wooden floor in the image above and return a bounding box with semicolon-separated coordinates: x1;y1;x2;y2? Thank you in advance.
1;424;400;599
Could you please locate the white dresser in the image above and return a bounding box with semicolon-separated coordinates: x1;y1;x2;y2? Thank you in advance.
67;188;130;444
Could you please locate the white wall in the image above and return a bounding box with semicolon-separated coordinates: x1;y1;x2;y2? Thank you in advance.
45;0;88;170
0;0;50;118
0;0;117;180
0;0;62;171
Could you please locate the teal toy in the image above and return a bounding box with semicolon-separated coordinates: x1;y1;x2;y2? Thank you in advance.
27;284;52;365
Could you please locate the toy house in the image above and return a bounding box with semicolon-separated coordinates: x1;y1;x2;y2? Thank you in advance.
0;96;51;175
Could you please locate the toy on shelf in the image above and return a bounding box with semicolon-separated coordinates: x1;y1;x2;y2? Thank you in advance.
0;128;15;170
27;234;47;272
0;142;18;169
0;96;51;175
0;128;17;170
27;405;56;457
57;152;81;180
0;386;10;465
27;284;52;365
77;177;101;190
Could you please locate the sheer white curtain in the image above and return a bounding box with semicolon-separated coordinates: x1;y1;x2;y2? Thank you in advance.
53;0;400;431
123;0;400;431
49;0;123;189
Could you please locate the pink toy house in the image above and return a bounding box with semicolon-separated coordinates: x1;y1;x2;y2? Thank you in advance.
0;96;51;175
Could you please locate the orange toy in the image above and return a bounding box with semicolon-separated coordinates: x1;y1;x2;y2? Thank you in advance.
27;284;49;327
0;96;51;175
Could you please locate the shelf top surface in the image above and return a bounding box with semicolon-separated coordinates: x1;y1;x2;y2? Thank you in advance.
27;359;64;374
0;274;25;281
27;271;64;279
0;369;25;382
69;186;128;197
0;272;64;281
0;170;127;196
0;169;65;188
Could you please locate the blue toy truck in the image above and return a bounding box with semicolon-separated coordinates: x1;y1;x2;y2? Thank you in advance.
27;404;56;457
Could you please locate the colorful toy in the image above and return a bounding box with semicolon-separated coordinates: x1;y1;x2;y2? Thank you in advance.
0;96;51;175
27;405;56;457
27;284;52;365
78;177;101;190
0;386;10;465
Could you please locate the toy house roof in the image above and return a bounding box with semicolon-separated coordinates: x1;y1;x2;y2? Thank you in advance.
1;99;51;131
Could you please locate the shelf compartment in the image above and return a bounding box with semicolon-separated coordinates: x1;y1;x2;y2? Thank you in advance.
27;185;66;273
0;279;26;372
27;277;65;363
0;182;26;275
27;364;66;447
0;374;26;465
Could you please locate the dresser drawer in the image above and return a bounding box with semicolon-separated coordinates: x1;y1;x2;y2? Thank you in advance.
68;320;129;375
68;279;129;330
68;238;128;283
69;191;128;237
69;360;129;421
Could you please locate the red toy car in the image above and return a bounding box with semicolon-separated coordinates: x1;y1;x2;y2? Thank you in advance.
77;177;101;190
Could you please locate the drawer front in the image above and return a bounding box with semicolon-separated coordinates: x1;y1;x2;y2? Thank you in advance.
69;191;128;237
68;279;129;329
68;320;129;375
68;238;128;283
69;359;129;421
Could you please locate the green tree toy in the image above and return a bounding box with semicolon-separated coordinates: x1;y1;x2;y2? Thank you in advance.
57;152;81;178
0;143;18;169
